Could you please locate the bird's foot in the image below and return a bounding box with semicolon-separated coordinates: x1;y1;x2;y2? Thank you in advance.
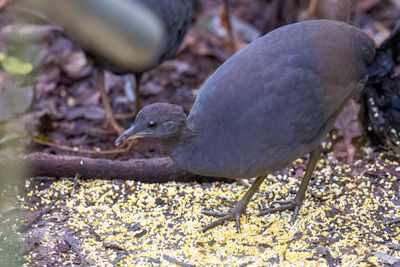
257;199;303;224
202;202;247;233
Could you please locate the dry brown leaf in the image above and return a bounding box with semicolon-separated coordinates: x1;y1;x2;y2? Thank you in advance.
334;100;362;164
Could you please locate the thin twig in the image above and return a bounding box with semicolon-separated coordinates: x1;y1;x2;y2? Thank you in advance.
66;232;88;267
387;218;400;225
32;138;129;155
162;254;195;267
316;247;336;267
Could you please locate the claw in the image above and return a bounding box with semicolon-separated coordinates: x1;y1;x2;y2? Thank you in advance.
202;215;231;232
235;215;241;233
202;205;246;233
257;200;303;224
274;199;293;205
202;176;266;232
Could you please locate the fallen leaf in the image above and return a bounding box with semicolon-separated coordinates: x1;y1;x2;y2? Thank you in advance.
374;252;400;265
0;0;7;11
334;100;361;164
61;51;92;80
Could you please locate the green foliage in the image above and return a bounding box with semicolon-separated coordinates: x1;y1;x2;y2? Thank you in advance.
0;52;33;75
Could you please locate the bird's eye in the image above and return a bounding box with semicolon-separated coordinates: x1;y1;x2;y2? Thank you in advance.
147;121;157;128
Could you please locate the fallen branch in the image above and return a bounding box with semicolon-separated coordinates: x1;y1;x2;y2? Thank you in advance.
2;153;232;183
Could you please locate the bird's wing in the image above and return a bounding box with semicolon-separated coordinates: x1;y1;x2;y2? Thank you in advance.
181;21;374;178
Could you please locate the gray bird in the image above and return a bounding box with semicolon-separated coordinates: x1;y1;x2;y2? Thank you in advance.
13;0;198;133
116;20;375;232
30;0;197;133
94;0;197;133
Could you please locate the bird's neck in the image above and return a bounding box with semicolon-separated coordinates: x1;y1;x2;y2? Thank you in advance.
161;124;195;154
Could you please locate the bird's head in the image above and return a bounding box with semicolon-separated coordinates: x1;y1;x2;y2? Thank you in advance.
115;103;188;146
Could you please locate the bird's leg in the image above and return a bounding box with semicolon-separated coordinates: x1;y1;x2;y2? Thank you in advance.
202;176;266;232
97;70;124;134
220;0;236;51
122;74;135;103
257;145;322;224
134;73;142;116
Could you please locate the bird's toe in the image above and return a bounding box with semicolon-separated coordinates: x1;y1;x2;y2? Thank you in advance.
202;204;246;232
201;210;229;217
257;200;303;224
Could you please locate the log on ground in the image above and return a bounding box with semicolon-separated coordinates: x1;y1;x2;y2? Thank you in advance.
1;153;232;183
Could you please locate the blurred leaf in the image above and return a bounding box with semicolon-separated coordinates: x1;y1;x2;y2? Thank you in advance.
0;133;24;145
0;23;62;43
0;0;8;11
0;52;6;61
0;79;34;122
1;56;33;75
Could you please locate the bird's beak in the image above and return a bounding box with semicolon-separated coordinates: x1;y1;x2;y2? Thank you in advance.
114;125;146;146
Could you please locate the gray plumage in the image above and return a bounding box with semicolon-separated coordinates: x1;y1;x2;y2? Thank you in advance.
170;20;375;178
117;20;375;179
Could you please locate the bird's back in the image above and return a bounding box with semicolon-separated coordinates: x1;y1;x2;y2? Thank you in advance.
172;20;375;179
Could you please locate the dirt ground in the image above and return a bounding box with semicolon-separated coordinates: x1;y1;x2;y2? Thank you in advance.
17;148;400;266
0;0;399;266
